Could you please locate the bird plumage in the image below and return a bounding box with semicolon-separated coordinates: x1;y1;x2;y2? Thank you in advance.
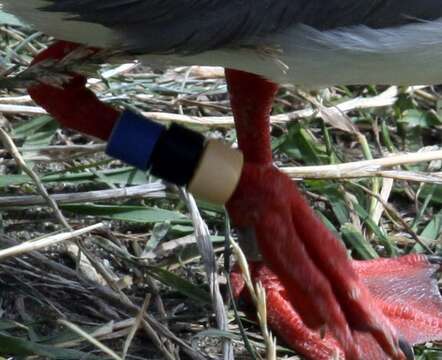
4;0;442;86
5;0;442;53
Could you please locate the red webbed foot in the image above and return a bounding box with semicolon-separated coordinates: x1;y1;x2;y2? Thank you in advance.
224;69;409;359
353;254;442;346
231;255;442;359
231;262;343;360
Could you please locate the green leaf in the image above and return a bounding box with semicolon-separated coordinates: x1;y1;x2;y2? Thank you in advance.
414;210;442;253
143;222;171;253
0;167;147;188
279;123;326;164
19;118;58;168
0;320;24;331
0;333;101;359
316;212;338;234
13;116;54;139
22;121;58;148
341;223;378;260
146;266;211;304
398;109;431;128
330;201;350;226
418;184;442;205
0;175;30;187
61;204;189;223
170;224;196;236
352;202;398;256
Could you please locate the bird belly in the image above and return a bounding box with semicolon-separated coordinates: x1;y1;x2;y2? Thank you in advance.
4;0;442;87
139;20;442;87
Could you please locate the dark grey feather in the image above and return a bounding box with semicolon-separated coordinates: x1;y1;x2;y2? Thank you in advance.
41;0;442;53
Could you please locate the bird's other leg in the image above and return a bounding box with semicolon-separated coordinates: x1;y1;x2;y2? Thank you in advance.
225;68;357;357
224;68;405;359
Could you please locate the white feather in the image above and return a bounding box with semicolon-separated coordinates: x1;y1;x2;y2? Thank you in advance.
1;0;117;47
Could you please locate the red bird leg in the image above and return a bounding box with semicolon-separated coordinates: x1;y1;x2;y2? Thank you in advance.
224;69;405;359
231;255;442;360
27;41;119;140
224;69;276;165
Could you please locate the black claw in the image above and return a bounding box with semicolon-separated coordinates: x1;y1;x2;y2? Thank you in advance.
399;338;414;360
426;255;442;265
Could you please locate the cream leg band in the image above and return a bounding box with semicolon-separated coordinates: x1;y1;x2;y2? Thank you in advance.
188;140;244;205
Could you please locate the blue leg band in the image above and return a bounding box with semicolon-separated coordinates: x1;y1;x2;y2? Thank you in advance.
106;110;165;170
